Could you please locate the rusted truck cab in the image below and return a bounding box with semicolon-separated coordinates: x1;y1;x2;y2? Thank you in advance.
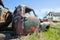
13;5;40;36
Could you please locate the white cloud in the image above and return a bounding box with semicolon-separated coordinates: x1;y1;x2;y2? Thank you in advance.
34;8;60;19
40;8;60;14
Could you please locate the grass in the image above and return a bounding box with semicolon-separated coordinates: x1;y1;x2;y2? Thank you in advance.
20;22;60;40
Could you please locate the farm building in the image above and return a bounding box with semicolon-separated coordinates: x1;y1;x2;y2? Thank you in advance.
43;12;60;22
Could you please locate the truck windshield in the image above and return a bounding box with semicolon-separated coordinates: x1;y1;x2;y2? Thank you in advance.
24;11;35;17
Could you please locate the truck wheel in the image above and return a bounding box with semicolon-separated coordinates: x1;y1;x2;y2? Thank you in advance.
45;25;50;31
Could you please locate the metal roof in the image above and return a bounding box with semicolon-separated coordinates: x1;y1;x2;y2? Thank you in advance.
48;12;60;16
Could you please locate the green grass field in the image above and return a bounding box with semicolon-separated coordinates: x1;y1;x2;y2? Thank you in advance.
20;22;60;40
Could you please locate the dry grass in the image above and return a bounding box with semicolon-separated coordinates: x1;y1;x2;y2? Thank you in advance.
19;22;60;40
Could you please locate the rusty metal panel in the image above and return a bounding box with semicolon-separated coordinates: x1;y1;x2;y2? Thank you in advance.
0;7;8;23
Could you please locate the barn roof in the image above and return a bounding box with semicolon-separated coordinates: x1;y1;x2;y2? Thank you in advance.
48;12;60;16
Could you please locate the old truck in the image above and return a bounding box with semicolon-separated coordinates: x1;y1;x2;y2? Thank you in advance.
0;5;41;39
0;2;50;39
12;5;40;35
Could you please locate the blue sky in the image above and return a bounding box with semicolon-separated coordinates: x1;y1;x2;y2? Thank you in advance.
2;0;60;19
